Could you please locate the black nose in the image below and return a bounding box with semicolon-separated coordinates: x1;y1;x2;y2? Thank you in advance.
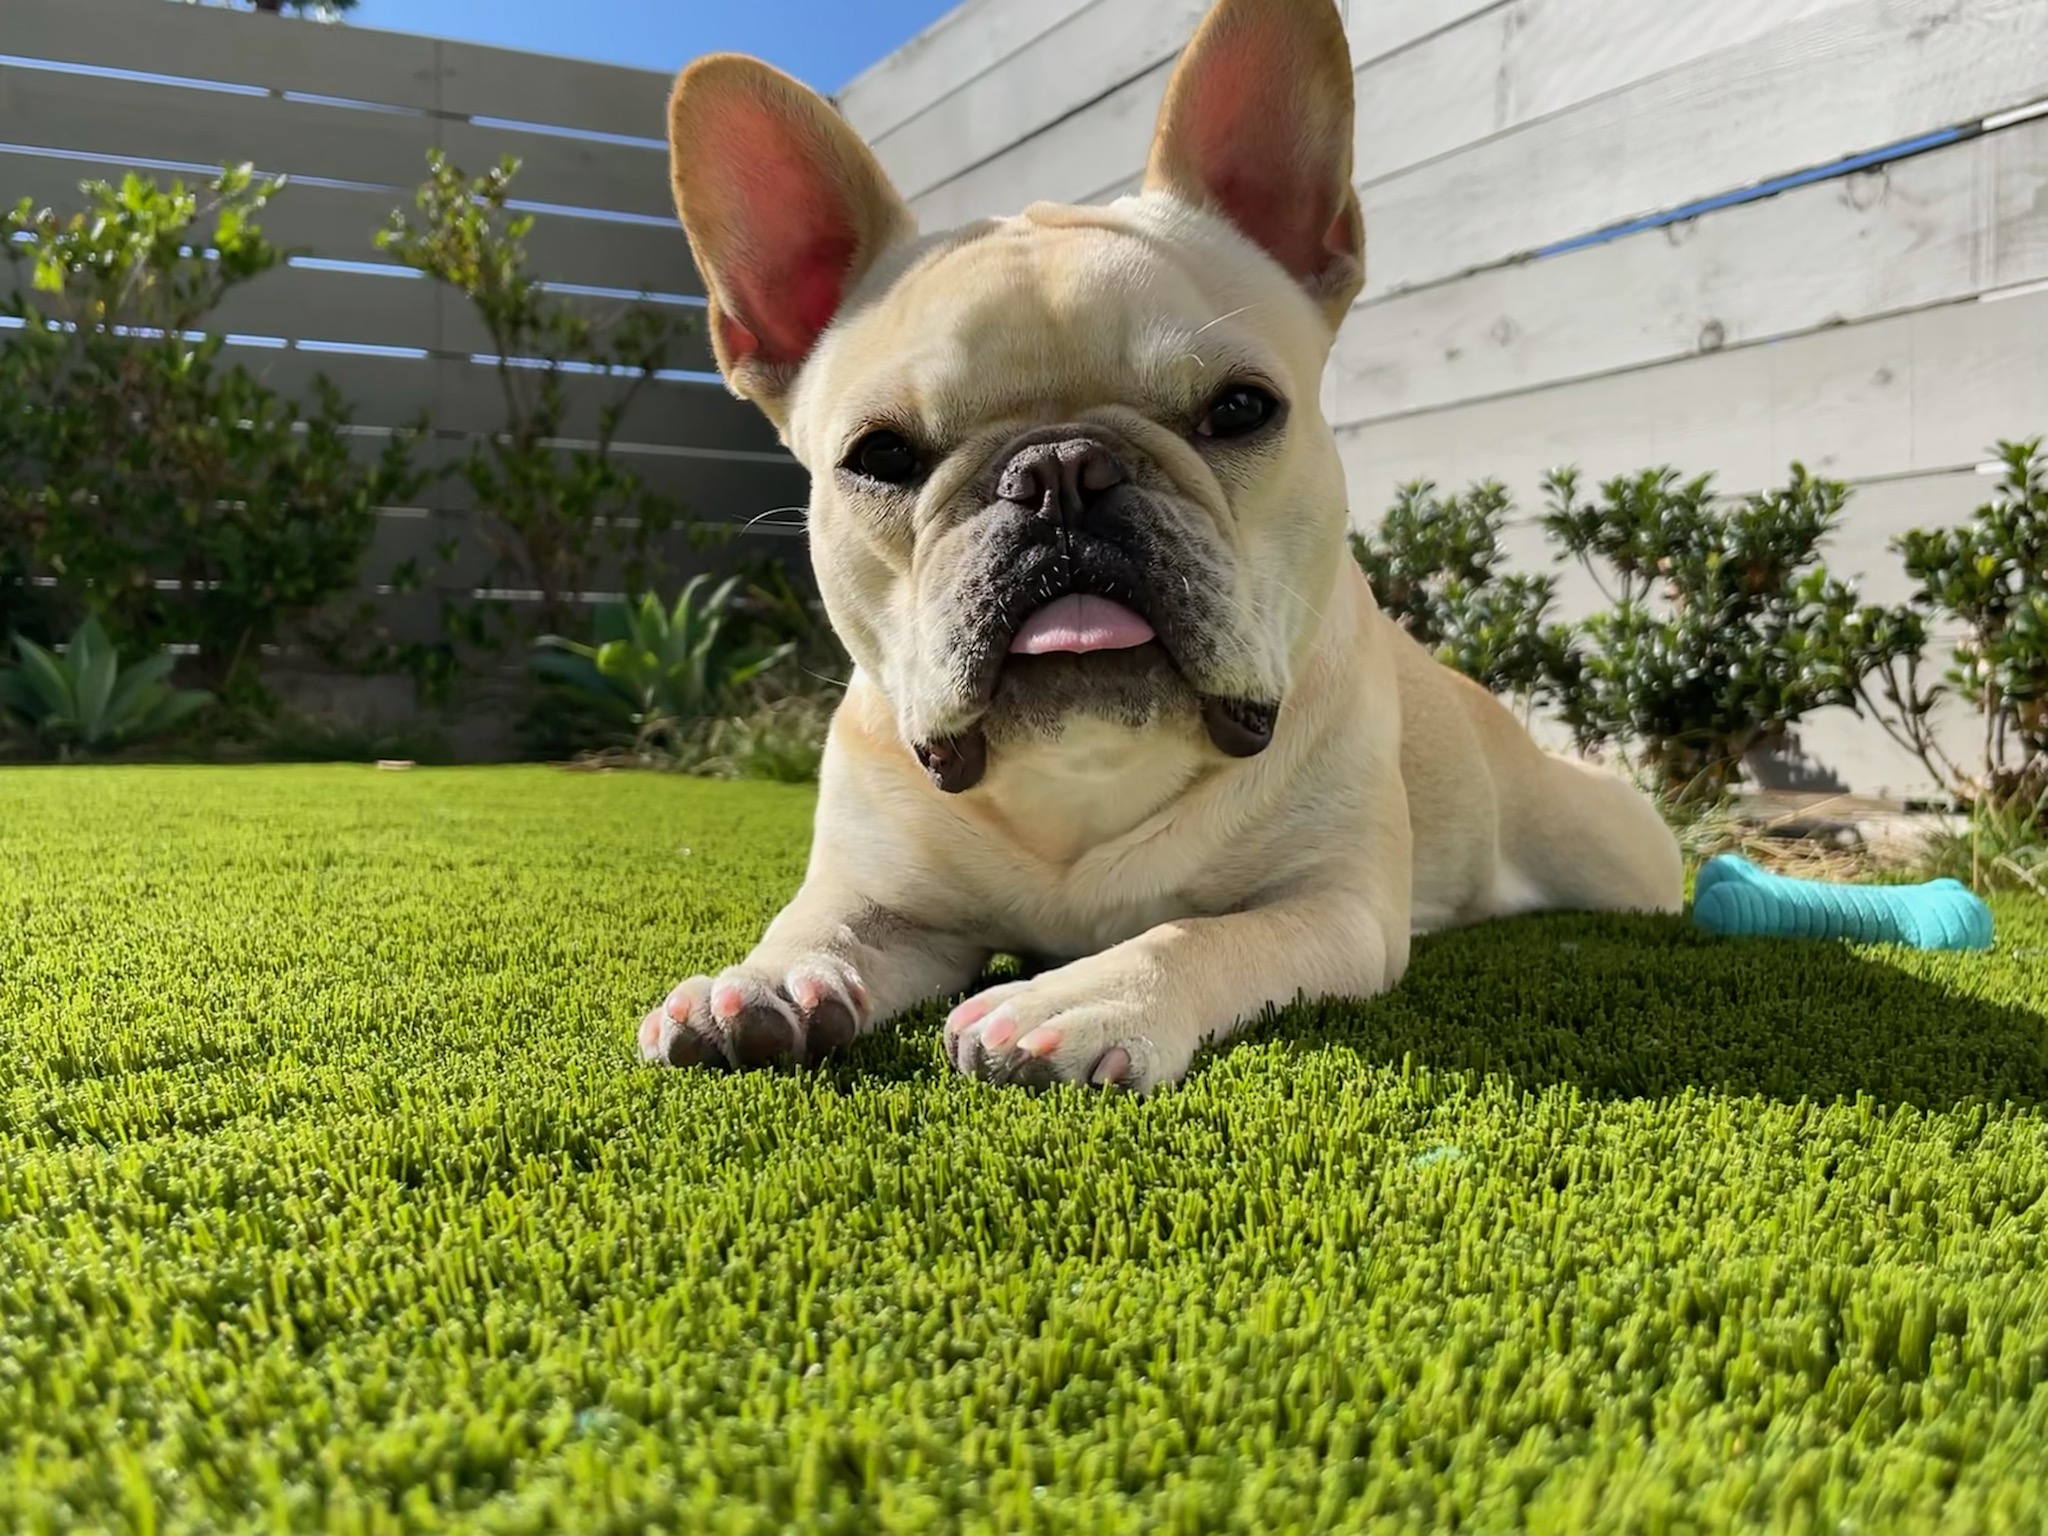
995;438;1126;523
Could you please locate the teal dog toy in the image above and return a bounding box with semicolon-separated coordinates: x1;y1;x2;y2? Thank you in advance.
1691;854;1993;951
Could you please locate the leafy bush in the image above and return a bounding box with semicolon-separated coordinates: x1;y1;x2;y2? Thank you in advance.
1539;465;1926;801
696;693;836;784
1350;479;1575;706
0;614;213;759
378;153;696;657
0;167;421;700
1870;440;2048;822
531;576;795;760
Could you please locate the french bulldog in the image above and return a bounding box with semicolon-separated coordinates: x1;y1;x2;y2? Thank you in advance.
638;0;1683;1092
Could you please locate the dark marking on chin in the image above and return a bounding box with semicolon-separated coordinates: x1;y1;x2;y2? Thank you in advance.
1201;696;1279;757
914;728;989;793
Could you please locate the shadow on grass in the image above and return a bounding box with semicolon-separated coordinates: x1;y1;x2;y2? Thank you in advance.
1234;911;2048;1111
817;910;2048;1111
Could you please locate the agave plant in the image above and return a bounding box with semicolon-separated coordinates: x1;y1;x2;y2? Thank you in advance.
532;575;795;758
0;615;215;759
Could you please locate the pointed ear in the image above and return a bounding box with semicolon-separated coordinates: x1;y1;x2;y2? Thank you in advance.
1143;0;1364;326
668;55;917;417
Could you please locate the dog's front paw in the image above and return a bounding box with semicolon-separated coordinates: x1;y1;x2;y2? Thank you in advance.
943;966;1192;1094
639;957;867;1070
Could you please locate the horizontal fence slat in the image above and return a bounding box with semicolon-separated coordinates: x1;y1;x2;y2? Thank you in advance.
7;0;680;148
1329;119;2048;427
0;62;439;194
439;117;672;221
1359;0;2048;299
2;0;440;110
839;0;1102;144
432;450;812;530
1336;288;2048;511
354;520;811;648
0;61;675;222
433;39;672;144
0;148;700;296
1352;0;1845;189
905;56;1170;230
867;0;1206;203
234;349;764;449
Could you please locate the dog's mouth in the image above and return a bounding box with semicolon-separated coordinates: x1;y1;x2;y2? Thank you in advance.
911;558;1279;794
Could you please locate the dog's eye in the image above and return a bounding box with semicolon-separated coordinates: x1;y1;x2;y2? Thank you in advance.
844;429;923;485
1197;385;1280;441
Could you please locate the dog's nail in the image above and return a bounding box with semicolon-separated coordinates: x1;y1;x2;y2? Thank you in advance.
1090;1048;1131;1086
981;1012;1020;1050
711;985;745;1020
663;983;699;1022
638;1008;668;1057
1016;1026;1060;1058
947;996;994;1034
791;977;823;1010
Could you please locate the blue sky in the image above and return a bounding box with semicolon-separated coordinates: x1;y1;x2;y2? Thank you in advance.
347;0;965;93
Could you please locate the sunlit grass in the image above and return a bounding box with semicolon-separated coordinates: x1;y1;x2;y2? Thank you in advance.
2;765;2045;1533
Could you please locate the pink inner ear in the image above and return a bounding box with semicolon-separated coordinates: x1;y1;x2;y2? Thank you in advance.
1170;31;1344;284
709;99;866;368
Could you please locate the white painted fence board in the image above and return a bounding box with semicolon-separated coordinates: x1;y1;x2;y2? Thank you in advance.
6;0;676;143
839;0;1100;143
1329;122;2048;426
2;0;441;110
870;0;1208;203
906;55;1171;229
1348;0;1505;67
1337;287;2048;510
245;351;780;451
1360;0;2048;298
0;63;674;221
433;40;672;143
0;148;700;295
1353;0;1846;188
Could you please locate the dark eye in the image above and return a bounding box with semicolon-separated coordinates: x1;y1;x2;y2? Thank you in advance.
1197;384;1281;441
844;429;923;485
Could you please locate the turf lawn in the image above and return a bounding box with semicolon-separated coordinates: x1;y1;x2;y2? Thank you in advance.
3;766;2047;1534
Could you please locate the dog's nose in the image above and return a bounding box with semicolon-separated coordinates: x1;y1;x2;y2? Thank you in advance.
995;438;1126;522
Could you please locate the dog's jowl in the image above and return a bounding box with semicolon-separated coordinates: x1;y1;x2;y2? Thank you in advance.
637;0;1684;1092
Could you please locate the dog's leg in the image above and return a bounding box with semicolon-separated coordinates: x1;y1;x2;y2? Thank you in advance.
640;883;986;1070
945;891;1405;1094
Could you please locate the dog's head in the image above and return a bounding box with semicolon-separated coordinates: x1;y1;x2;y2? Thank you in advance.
668;0;1362;791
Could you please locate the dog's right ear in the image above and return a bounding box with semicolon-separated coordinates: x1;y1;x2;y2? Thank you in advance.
668;56;916;418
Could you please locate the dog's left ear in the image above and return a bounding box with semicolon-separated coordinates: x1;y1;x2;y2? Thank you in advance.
668;55;917;418
1143;0;1364;327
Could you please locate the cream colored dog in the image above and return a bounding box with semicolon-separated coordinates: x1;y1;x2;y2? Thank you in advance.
638;0;1682;1092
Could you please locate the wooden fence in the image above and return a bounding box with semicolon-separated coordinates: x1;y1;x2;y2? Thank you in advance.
839;0;2048;800
1;0;809;660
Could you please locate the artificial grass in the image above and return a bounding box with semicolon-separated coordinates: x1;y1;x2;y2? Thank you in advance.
2;765;2046;1535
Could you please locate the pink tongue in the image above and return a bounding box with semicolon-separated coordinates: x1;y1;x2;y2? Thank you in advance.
1008;594;1156;655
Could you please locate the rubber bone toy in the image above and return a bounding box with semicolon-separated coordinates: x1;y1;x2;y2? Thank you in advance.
1690;854;1994;951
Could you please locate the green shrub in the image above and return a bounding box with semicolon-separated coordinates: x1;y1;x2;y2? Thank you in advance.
0;167;421;701
0;614;213;759
1350;478;1575;707
1539;465;1926;802
531;575;795;760
695;692;837;783
1872;439;2048;821
378;153;697;659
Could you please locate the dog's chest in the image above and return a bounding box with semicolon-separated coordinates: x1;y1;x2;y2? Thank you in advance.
966;728;1247;956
